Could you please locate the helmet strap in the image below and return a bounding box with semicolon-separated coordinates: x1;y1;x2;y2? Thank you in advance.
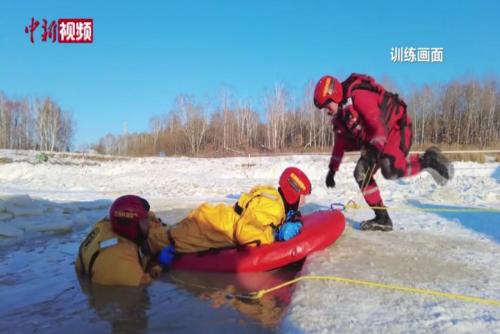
278;187;300;213
133;227;148;246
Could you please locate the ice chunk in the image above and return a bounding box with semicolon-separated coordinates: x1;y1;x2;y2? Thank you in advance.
45;207;65;215
0;224;24;238
72;212;90;228
0;194;35;207
55;202;81;214
78;200;110;211
11;214;73;233
73;209;108;228
0;212;13;221
87;209;107;222
1;195;46;216
6;204;45;217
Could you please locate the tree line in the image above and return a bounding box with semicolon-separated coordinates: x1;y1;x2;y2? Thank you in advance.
1;76;498;156
0;94;74;152
94;77;499;157
407;79;499;147
94;82;339;156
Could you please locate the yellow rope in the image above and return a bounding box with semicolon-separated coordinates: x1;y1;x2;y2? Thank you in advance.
342;201;500;213
170;272;500;307
237;275;500;307
169;267;500;307
360;163;377;194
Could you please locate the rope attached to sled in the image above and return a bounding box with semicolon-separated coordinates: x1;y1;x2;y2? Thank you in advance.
169;200;499;308
331;200;500;213
236;275;500;307
169;272;500;307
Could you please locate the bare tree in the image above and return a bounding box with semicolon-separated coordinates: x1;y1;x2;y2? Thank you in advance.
176;95;207;155
149;116;164;154
218;86;233;151
264;83;288;151
236;99;259;149
34;98;73;151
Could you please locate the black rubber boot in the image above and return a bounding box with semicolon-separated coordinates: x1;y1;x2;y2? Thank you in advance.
421;146;453;185
360;208;393;232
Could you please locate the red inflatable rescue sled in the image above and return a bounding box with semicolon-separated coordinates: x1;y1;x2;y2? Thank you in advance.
171;210;345;272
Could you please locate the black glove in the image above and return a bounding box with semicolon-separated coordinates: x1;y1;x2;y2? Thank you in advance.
325;170;336;188
364;145;382;162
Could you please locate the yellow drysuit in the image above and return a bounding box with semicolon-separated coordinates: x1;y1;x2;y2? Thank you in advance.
75;219;153;286
148;185;286;253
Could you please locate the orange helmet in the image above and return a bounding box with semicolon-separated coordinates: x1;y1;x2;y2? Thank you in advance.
313;75;343;108
279;167;312;205
109;195;150;241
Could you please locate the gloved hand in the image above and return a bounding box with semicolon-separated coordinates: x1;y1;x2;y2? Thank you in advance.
364;144;382;163
286;209;301;222
158;244;176;268
148;264;163;279
325;170;336;188
276;222;302;241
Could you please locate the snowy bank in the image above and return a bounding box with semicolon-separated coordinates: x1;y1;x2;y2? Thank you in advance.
0;149;499;332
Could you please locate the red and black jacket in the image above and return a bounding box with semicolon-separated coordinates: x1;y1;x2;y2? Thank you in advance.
329;73;410;171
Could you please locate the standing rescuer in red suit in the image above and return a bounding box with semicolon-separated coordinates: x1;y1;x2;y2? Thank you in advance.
314;73;453;231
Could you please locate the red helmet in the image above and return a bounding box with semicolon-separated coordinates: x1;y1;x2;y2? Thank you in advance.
313;75;343;108
109;195;150;241
279;167;312;205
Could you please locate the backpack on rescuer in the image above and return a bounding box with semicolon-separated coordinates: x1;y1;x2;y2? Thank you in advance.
77;219;150;280
77;195;152;280
77;219;119;279
340;73;409;137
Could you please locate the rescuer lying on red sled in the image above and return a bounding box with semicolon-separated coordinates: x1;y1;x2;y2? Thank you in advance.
76;167;312;286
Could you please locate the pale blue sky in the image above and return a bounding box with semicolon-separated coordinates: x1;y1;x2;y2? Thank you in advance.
1;0;499;147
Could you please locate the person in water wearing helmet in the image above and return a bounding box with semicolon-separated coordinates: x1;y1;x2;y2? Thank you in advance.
313;73;453;232
76;167;312;286
76;195;165;286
